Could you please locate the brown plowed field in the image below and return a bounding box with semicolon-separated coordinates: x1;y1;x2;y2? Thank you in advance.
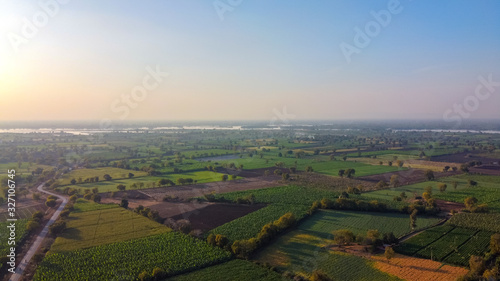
169;203;265;231
358;168;461;186
431;152;500;164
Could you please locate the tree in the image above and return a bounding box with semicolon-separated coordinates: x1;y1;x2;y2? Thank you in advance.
69;195;77;203
116;184;126;191
410;209;418;231
332;229;355;246
490;233;500;254
468;179;478;187
424;169;435;181
282;173;290;181
443;166;450;172
221;174;228;181
305;166;313;173
383;232;398;244
92;194;101;203
138;270;152;281
384;246;395;262
103;174;112;181
338;169;345;178
345;168;355;178
452;181;458;190
375;180;388;189
310;270;333;281
438;183;447;193
464;197;478;211
206;233;216;246
342;156;347;161
119;198;129;209
390;174;399;187
45;199;57;208
152;267;165;280
128;172;134;178
468;255;486;277
70;178;76;185
215;234;229;248
26;220;40;232
49;220;66;236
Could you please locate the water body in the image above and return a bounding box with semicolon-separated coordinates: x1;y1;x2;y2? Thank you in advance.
393;129;500;134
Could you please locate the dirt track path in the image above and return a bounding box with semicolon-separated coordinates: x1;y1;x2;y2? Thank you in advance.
9;183;68;281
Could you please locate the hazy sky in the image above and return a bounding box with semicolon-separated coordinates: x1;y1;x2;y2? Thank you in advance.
1;0;499;122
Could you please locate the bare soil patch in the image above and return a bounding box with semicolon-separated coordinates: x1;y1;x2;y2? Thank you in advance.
170;203;266;231
434;200;464;213
358;168;461;186
134;176;281;201
431;152;499;164
469;165;500;176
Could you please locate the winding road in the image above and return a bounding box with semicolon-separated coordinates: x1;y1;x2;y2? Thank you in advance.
9;182;68;281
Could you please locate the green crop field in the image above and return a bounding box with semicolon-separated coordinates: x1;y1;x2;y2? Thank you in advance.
72;198;119;213
58;167;148;185
213;185;340;206
209;204;310;241
169;259;286;281
255;230;401;281
298;210;441;239
0;219;28;257
50;206;171;252
397;225;489;266
395;225;455;256
447;213;500;232
34;232;232;281
415;227;477;261
64;171;241;193
444;231;493;266
363;175;500;212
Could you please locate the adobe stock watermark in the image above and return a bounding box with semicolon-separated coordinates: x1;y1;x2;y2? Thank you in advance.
213;0;243;21
7;0;70;54
270;106;296;126
443;74;500;128
340;0;404;64
98;65;169;136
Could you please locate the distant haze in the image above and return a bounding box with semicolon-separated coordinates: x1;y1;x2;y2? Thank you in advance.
1;1;499;121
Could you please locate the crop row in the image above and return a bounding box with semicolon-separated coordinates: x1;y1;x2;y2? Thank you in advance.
444;231;493;266
447;213;500;232
395;225;455;256
415;227;477;261
34;232;231;281
209;204;310;241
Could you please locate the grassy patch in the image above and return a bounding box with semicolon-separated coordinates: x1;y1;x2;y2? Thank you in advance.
58;167;148;185
50;207;171;252
298;210;441;239
35;232;232;281
169;259;286;281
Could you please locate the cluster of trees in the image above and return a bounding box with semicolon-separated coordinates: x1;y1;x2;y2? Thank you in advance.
316;198;389;213
346;185;363;195
464;197;489;213
209;213;297;259
332;229;398;253
134;205;162;223
83;188;101;202
235;194;256;205
70;176;99;185
459;233;500;280
337;169;355;178
26;211;44;233
138;267;166;281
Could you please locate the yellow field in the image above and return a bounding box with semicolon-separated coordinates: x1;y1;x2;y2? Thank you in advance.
372;253;468;281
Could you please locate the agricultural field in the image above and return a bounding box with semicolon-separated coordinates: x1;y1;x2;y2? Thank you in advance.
169;259;286;281
363;175;500;212
0;219;28;257
57;167;148;185
372;253;468;281
396;225;493;266
297;210;442;238
71;198;119;213
447;213;500;232
49;206;171;252
209;204;310;241
63;170;241;193
0;203;48;222
34;232;232;281
255;230;402;280
212;185;341;206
